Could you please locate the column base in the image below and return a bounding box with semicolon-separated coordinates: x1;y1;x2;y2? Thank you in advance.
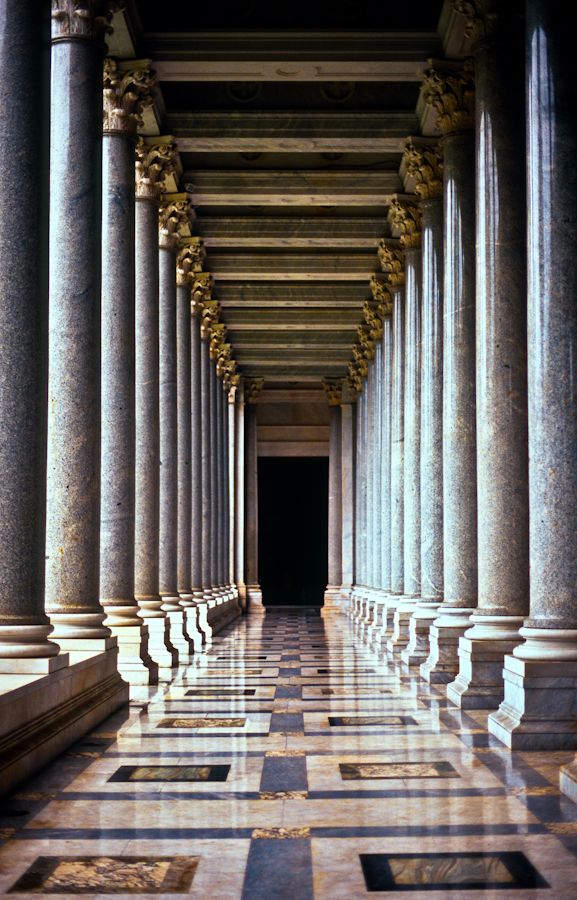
379;594;403;647
109;625;159;685
560;759;577;804
367;593;390;646
0;646;128;797
446;616;524;709
323;585;348;608
401;600;442;666
386;598;419;656
246;584;264;612
0;653;70;675
183;606;204;652
488;654;577;750
235;582;247;612
141;617;179;679
166;608;195;658
420;607;475;684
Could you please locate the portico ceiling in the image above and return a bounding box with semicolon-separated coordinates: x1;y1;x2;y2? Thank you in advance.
119;0;470;386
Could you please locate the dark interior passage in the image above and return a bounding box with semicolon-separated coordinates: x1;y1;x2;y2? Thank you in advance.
258;457;328;606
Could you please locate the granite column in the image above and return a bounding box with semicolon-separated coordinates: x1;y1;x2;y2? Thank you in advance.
420;62;478;684
449;7;529;708
0;0;59;665
324;383;343;605
234;381;247;609
245;381;263;608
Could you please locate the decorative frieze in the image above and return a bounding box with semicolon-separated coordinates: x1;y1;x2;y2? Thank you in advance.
135;136;177;201
402;139;444;201
51;0;122;42
422;59;475;135
103;58;155;135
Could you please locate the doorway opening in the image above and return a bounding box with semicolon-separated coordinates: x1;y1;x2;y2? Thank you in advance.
258;457;328;607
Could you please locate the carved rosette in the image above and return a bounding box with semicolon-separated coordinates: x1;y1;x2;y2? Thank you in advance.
135;137;177;201
388;199;422;249
177;239;206;286
159;194;192;252
403;139;444;201
245;378;264;404
322;379;343;407
422;59;475;135
453;0;498;44
51;0;123;43
191;272;214;317
103;58;155;135
368;278;393;319
378;241;405;288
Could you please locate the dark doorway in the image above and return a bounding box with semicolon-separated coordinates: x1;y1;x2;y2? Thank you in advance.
258;457;328;607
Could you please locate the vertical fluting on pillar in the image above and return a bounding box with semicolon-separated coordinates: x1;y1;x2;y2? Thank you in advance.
0;0;58;660
245;379;264;608
99;58;158;684
134;137;178;672
401;141;445;667
449;4;529;709
490;1;577;756
45;2;114;644
158;195;194;655
234;382;247;608
421;60;478;684
323;381;343;603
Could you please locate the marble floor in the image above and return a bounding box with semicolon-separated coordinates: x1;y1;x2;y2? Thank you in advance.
2;609;577;898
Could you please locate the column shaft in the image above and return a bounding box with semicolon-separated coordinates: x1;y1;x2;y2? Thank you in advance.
190;311;203;599
234;388;247;606
380;319;393;594
200;338;213;598
0;0;58;660
340;401;355;598
176;278;192;602
325;405;343;600
245;402;262;605
389;288;405;596
402;247;422;598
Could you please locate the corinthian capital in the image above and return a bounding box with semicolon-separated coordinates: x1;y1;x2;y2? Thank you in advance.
453;0;498;44
362;301;384;341
191;272;214;316
388;199;422;249
322;379;343;407
356;326;376;360
135;136;177;200
103;58;155;134
51;1;123;42
422;59;475;135
402;139;444;201
245;378;264;403
159;193;192;252
378;241;405;287
176;238;206;285
200;300;220;340
210;324;227;360
369;276;393;318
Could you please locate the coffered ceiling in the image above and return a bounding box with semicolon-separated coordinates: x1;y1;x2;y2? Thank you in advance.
118;0;470;387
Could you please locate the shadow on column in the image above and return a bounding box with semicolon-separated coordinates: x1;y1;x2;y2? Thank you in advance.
258;458;328;607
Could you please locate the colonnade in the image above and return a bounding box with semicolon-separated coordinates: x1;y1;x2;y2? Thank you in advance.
0;0;243;742
334;1;577;798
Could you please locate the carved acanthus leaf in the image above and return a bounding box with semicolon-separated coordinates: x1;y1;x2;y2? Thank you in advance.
191;272;214;316
422;59;475;135
356;326;376;360
177;238;206;285
368;278;393;319
377;241;405;287
453;0;498;43
103;58;155;134
159;194;192;251
200;300;220;341
210;324;227;360
245;378;264;403
135;137;177;200
388;199;422;249
403;139;443;200
51;1;123;42
362;302;384;341
322;379;343;407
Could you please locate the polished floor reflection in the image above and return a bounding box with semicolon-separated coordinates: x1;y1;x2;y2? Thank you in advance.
2;609;577;897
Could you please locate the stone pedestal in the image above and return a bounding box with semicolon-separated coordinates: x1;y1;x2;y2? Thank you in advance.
420;607;475;684
448;617;524;708
386;599;418;656
401;601;442;666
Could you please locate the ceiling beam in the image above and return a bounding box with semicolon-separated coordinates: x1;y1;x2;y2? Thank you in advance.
207;251;377;280
196;216;389;248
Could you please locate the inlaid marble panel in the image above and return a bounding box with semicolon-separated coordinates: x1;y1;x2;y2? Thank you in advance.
157;717;246;728
329;716;417;727
108;765;230;782
8;856;199;893
184;689;256;696
339;761;459;780
359;852;548;891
